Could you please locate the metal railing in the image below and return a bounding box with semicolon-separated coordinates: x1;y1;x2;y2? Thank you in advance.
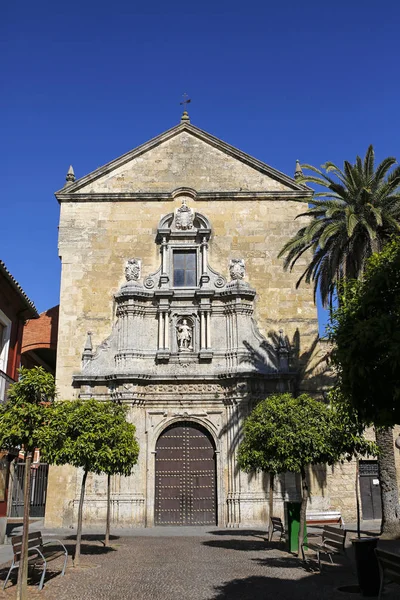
0;369;14;404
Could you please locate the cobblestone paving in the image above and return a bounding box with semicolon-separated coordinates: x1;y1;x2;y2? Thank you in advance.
0;530;398;600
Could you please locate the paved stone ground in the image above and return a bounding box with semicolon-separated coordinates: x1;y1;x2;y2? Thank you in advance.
0;528;399;600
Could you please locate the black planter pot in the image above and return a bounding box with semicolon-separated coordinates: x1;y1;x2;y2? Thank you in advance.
351;537;380;597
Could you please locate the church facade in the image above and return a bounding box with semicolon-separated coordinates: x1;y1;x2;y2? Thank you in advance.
45;114;361;529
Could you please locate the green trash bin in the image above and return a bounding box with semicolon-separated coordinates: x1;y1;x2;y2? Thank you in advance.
286;502;307;553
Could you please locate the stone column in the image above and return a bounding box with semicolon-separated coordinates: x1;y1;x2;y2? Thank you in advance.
161;237;167;275
206;312;211;348
158;311;164;349
200;312;206;349
201;237;208;275
163;310;169;349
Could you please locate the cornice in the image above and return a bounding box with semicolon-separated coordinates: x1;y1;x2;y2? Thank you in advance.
56;190;313;203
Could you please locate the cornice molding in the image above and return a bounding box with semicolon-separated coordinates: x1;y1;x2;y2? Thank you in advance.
56;190;313;203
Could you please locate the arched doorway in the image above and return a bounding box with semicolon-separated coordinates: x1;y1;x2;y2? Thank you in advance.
155;421;217;525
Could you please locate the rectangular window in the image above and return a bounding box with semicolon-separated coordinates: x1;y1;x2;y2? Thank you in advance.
173;250;197;287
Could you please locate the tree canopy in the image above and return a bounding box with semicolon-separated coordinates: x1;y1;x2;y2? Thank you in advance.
41;398;139;475
278;146;400;306
238;393;374;474
0;366;56;453
330;237;400;427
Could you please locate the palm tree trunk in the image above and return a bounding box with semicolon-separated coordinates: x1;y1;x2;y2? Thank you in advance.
75;469;88;566
17;451;32;600
298;467;308;558
105;474;111;547
375;428;400;538
268;473;274;540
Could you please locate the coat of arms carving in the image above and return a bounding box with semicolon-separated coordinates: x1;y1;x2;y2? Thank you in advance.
175;199;194;230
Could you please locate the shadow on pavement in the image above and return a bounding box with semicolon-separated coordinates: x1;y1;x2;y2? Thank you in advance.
0;561;63;591
62;541;117;558
251;555;309;570
202;539;269;552
64;533;120;543
210;574;335;600
208;529;268;538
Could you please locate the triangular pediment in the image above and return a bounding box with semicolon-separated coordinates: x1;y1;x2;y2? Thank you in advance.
56;122;310;197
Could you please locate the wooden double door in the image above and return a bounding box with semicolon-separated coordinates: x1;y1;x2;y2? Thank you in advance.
155;422;217;525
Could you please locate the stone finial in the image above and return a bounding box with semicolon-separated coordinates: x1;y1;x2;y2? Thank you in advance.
294;160;303;180
180;110;190;124
65;165;76;186
82;331;93;366
277;329;289;371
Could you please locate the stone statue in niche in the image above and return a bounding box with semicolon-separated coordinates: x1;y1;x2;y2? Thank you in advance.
176;319;193;351
229;258;245;281
125;258;141;281
175;198;194;230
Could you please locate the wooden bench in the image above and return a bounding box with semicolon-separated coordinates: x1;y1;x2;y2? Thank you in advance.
306;511;344;527
375;548;400;600
269;516;284;541
3;531;68;591
301;525;346;570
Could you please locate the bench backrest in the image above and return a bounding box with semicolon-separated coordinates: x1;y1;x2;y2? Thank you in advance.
306;512;343;526
375;548;400;585
270;517;284;532
12;531;43;563
322;525;346;551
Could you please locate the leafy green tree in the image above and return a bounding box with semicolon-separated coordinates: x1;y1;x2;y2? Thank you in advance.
0;367;56;600
330;237;400;536
238;393;375;556
279;146;400;306
41;399;139;565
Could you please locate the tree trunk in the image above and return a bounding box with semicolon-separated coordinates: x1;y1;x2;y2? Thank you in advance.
268;472;274;540
75;469;88;566
105;474;111;547
298;467;309;558
375;428;400;538
17;451;32;600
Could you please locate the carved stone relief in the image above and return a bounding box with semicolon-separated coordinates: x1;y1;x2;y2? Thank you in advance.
174;198;194;230
125;258;141;281
229;258;245;280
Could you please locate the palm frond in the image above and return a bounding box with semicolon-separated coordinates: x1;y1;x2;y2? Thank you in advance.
363;145;375;181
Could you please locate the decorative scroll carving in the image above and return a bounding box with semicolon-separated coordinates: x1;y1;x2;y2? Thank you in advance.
229;258;245;281
125;258;141;281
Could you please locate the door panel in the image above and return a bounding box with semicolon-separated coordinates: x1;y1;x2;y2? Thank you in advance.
155;422;217;526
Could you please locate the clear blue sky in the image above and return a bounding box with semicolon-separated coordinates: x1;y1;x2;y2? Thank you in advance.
2;0;399;335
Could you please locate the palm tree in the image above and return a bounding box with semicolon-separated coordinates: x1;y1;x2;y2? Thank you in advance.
279;145;400;307
279;146;400;537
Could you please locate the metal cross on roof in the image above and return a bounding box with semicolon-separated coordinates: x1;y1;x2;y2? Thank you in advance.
180;92;191;111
